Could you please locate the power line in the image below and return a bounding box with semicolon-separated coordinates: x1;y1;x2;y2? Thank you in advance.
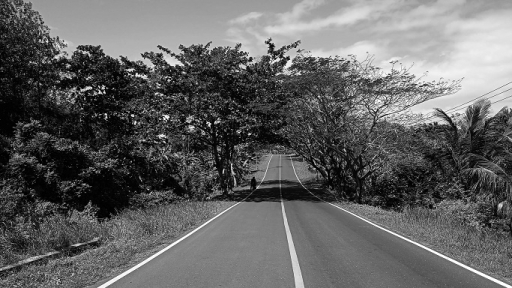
428;87;512;117
491;94;512;105
411;94;512;126
444;81;512;113
410;82;512;125
443;87;512;114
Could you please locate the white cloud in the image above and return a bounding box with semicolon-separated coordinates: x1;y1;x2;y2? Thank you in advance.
264;5;374;35
225;27;264;57
225;0;512;111
226;27;249;44
229;12;263;25
276;0;325;23
411;8;512;112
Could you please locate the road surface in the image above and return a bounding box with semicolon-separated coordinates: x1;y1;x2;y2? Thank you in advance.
95;155;509;288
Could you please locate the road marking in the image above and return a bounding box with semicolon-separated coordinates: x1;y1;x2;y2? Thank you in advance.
288;155;512;288
98;154;274;288
280;155;305;288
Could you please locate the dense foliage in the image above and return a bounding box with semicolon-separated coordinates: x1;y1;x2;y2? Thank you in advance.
0;0;295;228
283;53;512;233
2;0;512;239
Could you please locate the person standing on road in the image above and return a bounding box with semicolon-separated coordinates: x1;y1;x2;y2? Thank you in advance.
250;177;257;191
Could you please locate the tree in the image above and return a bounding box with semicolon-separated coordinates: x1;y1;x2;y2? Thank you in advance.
59;45;140;147
0;0;65;136
284;53;461;202
433;99;512;201
143;40;299;195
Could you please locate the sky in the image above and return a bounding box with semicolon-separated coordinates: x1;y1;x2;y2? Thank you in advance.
29;0;512;115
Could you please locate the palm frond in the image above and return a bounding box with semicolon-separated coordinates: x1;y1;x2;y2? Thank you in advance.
496;106;510;116
464;153;512;197
469;153;509;175
475;98;492;117
464;168;510;200
501;127;512;144
433;108;460;147
433;108;458;131
463;99;491;134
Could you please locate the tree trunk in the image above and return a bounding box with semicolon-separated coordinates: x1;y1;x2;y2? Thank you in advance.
355;177;364;204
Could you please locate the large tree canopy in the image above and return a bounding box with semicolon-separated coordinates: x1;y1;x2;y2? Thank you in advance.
0;0;64;136
59;45;141;147
283;53;462;202
6;0;512;240
142;40;299;194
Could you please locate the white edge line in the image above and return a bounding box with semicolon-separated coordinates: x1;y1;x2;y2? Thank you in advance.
279;155;305;288
99;154;274;287
288;155;512;288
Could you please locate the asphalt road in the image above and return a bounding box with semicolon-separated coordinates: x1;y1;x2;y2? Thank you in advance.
95;155;509;288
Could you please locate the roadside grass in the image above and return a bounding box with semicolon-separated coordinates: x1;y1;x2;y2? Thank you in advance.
291;157;512;284
337;203;512;283
0;152;274;287
0;201;234;288
288;155;320;184
1;207;106;268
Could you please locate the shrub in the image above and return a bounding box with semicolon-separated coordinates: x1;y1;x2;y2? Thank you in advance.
129;190;182;209
2;121;137;219
436;199;494;230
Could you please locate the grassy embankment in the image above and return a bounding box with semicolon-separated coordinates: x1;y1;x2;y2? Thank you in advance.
0;155;271;287
291;156;512;285
0;202;234;288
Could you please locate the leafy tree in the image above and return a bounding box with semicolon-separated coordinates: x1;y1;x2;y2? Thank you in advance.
284;53;461;202
366;123;448;209
59;45;140;147
143;40;299;195
433;99;512;202
0;0;64;136
1;120;141;218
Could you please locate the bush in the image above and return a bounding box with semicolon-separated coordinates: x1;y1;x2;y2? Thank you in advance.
436;199;494;230
367;152;457;210
0;120;212;221
129;190;182;209
1;121;138;219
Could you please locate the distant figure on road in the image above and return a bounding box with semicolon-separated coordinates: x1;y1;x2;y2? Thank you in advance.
250;177;257;191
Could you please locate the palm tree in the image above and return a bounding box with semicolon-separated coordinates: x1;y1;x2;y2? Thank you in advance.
433;99;512;201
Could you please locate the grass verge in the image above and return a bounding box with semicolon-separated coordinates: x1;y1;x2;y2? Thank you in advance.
290;156;512;285
0;201;234;288
0;152;275;287
336;203;512;284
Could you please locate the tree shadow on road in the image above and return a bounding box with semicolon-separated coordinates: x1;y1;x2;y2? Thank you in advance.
230;180;337;203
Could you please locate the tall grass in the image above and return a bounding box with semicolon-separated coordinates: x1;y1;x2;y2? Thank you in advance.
1;208;105;267
104;202;220;240
336;203;512;283
0;201;234;287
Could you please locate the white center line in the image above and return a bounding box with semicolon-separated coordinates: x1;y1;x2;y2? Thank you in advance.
280;155;305;288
